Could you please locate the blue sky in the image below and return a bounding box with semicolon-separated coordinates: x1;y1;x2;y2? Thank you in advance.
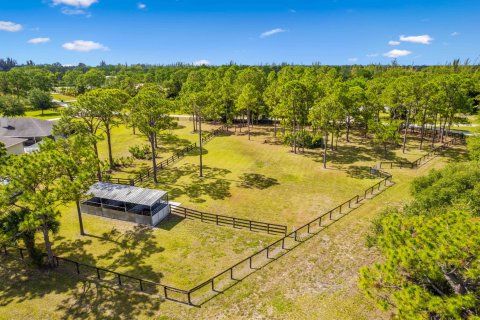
0;0;479;66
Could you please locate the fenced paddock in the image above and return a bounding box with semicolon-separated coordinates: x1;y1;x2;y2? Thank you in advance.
170;205;287;235
0;131;463;307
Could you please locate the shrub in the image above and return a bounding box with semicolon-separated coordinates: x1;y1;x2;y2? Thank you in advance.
129;145;152;160
283;131;324;149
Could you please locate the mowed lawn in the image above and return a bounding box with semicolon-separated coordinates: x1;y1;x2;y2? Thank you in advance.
0;145;467;320
99;119;218;179
143;125;437;227
51;203;276;288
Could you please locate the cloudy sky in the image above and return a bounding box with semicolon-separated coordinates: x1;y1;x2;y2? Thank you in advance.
0;0;479;65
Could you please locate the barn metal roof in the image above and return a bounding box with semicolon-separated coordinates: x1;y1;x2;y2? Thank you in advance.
88;182;167;207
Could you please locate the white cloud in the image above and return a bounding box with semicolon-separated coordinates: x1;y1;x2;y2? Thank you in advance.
61;8;87;15
137;3;146;9
366;53;379;57
52;0;97;7
451;31;460;36
399;34;433;44
388;40;400;46
348;57;358;63
193;59;210;66
383;49;412;58
260;28;287;38
27;37;51;44
0;21;22;32
62;40;108;52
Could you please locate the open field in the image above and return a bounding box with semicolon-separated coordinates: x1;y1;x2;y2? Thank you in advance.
51;93;76;102
24;108;63;120
0;143;467;320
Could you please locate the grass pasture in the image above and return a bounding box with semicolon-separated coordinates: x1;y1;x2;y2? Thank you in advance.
0;120;468;319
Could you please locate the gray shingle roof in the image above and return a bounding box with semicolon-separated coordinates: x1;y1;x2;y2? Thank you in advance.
0;117;54;138
0;136;27;148
88;182;167;207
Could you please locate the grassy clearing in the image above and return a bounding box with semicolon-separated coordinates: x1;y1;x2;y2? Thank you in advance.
24;108;63;120
140;125;441;227
51;93;76;101
50;204;275;288
0;145;466;319
99;120;218;179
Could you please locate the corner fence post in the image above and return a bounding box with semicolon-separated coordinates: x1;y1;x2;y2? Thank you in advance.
187;291;192;305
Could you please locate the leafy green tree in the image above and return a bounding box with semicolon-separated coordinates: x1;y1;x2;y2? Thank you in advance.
369;120;402;157
360;209;480;319
40;136;99;235
80;68;106;89
86;88;129;169
0;94;25;117
128;86;173;183
6;68;31;97
467;135;480;161
236;83;259;140
0;150;67;267
28;88;53;115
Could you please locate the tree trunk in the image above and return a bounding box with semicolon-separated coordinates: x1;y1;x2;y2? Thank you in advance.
402;108;411;154
323;127;328;169
248;110;251;141
42;221;55;267
432;113;438;147
75;201;85;235
274;118;277;137
92;141;102;180
419;107;427;150
150;135;158;183
106;126;114;170
346;115;351;142
198;112;203;177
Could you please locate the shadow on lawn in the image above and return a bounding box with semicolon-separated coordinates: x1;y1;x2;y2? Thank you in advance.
237;173;279;189
156;163;232;203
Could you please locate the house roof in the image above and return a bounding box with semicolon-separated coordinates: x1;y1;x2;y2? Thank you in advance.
0;136;27;148
0;117;54;139
88;182;167;207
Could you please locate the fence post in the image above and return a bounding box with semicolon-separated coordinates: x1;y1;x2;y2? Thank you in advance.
164;287;168;299
211;278;215;291
266;246;270;258
319;216;322;226
184;207;187;218
267;224;270;234
201;212;203;222
216;215;219;225
281;237;285;249
117;274;122;286
187;291;192;305
139;279;144;292
97;268;101;279
339;204;342;214
233;217;236;228
75;262;80;274
249;256;253;269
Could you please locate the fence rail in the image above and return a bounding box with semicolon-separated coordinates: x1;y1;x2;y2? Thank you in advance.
378;135;463;170
133;125;227;185
170;205;287;235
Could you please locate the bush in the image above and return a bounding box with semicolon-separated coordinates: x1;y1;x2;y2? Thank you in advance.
112;156;134;168
283;131;324;149
129;145;152;160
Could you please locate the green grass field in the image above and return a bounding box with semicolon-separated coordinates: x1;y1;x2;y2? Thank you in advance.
0;122;467;320
51;93;76;102
24;108;63;120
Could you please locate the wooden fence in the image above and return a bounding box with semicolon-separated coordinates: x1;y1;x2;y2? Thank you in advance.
378;135;463;170
133;125;227;185
170;205;287;235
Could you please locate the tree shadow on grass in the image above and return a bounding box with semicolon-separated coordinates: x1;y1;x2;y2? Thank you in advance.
0;258;71;307
345;165;377;180
155;163;232;203
56;281;162;320
94;225;164;282
237;173;279;189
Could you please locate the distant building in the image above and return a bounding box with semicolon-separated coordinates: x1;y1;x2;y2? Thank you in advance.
0;117;56;154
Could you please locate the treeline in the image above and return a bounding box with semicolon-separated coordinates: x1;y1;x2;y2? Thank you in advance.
1;61;479;172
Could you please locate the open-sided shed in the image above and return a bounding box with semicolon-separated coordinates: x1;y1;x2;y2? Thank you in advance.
80;182;170;226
